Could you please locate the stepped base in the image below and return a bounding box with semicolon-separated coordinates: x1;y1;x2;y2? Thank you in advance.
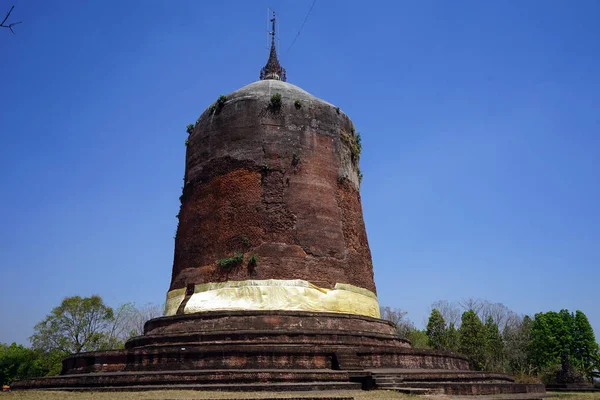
12;311;546;396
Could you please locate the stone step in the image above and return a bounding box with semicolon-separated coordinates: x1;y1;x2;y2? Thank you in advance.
380;382;546;396
385;387;444;395
35;381;362;392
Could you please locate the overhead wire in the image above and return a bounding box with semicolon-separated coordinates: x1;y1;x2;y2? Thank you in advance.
286;0;317;55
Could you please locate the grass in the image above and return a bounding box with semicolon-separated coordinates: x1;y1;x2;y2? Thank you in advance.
4;390;600;400
0;390;413;399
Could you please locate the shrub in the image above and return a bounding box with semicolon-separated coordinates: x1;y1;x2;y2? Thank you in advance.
184;137;190;146
248;255;257;265
335;107;340;114
208;94;227;114
294;99;302;109
269;93;282;111
186;124;194;134
216;253;244;268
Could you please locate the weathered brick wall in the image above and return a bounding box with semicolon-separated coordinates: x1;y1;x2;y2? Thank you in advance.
171;80;375;295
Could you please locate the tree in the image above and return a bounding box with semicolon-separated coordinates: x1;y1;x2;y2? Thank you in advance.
459;310;486;370
405;329;430;349
484;316;504;371
430;300;461;326
380;306;413;337
571;310;599;382
529;311;572;372
31;295;115;354
426;309;447;350
0;343;45;385
446;322;460;352
503;315;534;376
0;5;21;34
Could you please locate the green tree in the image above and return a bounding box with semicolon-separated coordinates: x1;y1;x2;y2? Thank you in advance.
484;316;504;371
30;295;115;354
571;310;599;382
446;322;460;352
503;315;534;376
459;310;486;370
405;329;431;349
426;309;447;350
529;311;572;371
0;343;46;385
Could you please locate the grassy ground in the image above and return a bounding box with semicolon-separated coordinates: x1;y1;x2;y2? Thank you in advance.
1;390;600;400
0;390;409;400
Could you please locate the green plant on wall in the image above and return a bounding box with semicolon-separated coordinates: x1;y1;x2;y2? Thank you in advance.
186;124;195;134
269;93;282;111
216;253;244;268
294;99;302;109
209;94;228;114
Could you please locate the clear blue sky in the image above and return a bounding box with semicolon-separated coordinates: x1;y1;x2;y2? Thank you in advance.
1;0;599;345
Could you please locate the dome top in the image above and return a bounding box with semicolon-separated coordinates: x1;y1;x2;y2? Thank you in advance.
227;79;335;108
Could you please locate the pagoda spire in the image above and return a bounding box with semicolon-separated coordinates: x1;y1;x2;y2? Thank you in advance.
260;11;287;82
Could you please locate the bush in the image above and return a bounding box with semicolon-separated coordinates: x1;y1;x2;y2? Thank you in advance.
186;124;194;134
269;93;282;111
209;95;228;114
294;99;302;109
216;253;244;268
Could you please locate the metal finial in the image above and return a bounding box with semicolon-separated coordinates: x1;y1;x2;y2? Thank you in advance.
260;11;287;82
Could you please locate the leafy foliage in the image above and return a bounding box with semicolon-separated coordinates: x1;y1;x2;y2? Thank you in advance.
426;309;447;350
0;343;46;385
459;310;487;370
484;316;504;371
186;124;194;134
209;94;228;114
269;93;282;111
294;99;302;109
216;253;244;268
30;296;115;355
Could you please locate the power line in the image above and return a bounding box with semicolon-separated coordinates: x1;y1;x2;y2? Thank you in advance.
286;0;316;55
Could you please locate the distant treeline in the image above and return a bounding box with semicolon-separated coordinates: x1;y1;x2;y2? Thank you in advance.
381;298;600;384
0;296;162;385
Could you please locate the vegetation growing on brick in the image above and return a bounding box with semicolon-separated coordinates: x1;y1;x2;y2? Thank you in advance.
216;253;244;268
269;93;282;111
294;99;302;109
186;124;195;134
248;255;257;265
209;94;228;114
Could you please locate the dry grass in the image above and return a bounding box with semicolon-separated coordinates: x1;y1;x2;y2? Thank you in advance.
0;390;409;400
3;390;600;400
547;393;600;399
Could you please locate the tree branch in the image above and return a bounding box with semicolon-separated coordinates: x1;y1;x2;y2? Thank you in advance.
0;5;22;34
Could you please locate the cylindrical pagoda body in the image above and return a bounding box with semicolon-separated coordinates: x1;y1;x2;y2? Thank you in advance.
166;80;378;317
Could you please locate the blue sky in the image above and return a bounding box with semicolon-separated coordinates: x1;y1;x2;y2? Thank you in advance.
1;0;599;345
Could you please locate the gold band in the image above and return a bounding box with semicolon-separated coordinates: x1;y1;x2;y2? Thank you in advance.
164;279;380;318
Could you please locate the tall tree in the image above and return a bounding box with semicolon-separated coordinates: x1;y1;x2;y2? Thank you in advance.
484;316;504;371
30;295;115;354
529;311;572;371
459;310;486;370
503;315;534;376
571;310;599;382
446;322;460;353
426;309;447;350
